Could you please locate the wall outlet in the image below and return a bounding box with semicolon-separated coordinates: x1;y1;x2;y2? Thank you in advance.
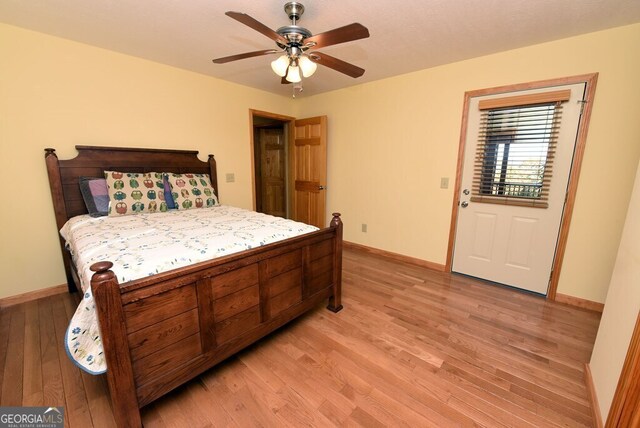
361;223;367;233
440;177;449;189
225;173;235;183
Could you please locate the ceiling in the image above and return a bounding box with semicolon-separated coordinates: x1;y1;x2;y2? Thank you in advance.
2;0;640;97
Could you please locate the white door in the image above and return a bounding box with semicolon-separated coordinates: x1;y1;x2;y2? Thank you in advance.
452;83;585;294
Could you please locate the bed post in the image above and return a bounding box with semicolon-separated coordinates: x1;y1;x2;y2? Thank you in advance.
208;154;218;199
327;213;344;313
45;148;78;293
90;262;142;428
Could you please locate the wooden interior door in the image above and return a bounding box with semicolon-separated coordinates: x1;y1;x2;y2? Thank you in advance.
258;127;286;218
291;116;327;228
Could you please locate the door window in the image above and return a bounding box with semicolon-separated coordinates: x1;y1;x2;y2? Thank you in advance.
471;90;570;208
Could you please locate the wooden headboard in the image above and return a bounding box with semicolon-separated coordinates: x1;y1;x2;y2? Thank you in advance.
45;145;217;292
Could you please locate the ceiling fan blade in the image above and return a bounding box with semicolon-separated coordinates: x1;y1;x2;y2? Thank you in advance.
310;52;365;78
225;11;289;45
212;49;278;64
304;23;369;49
281;67;291;84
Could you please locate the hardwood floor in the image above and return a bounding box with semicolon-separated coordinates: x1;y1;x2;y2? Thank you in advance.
0;249;601;427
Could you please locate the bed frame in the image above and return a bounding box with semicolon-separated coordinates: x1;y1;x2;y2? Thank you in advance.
45;145;343;427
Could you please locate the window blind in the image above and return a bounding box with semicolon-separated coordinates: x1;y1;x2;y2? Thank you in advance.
470;90;570;208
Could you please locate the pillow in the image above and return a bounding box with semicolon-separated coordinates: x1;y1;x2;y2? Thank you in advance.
79;177;109;217
104;171;169;216
163;175;176;210
166;173;218;210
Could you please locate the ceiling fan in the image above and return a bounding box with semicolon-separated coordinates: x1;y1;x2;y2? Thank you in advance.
212;2;370;85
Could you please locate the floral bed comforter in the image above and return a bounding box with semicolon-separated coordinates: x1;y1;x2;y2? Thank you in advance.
61;206;318;374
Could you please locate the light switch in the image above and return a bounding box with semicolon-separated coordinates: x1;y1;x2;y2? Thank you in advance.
361;224;367;233
440;177;449;189
226;173;235;183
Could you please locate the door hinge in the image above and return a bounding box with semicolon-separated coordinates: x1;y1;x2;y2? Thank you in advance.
578;99;587;115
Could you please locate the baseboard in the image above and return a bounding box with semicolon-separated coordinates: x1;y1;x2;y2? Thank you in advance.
344;241;446;272
556;293;604;313
344;244;603;311
584;363;604;428
0;284;68;309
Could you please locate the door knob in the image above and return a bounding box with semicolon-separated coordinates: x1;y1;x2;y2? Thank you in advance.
463;189;470;195
461;201;469;208
318;185;326;190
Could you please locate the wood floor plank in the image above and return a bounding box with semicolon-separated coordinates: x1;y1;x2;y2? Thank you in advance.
38;297;65;408
298;320;477;427
382;292;581;416
0;308;14;404
234;366;291;424
218;384;266;427
275;330;358;419
1;307;25;406
348;406;387;428
268;385;336;427
317;399;349;426
313;313;549;428
22;300;43;406
6;249;600;427
172;382;216;427
383;290;591;404
198;368;245;427
153;392;193;428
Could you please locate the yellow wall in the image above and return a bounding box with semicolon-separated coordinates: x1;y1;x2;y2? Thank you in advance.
2;22;640;304
296;23;640;303
0;23;294;299
589;159;640;421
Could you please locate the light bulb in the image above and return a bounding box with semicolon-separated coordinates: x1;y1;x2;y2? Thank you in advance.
271;55;289;77
298;56;317;77
285;65;302;83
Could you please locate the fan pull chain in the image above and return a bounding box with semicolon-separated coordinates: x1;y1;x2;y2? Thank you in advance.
292;82;303;98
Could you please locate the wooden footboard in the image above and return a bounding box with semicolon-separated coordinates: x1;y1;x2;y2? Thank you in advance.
90;214;343;427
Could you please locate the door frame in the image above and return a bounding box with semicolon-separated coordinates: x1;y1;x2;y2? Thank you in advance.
606;311;640;427
445;73;598;300
249;109;296;216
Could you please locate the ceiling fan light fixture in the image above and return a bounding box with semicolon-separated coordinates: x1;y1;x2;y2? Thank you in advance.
298;55;317;77
271;55;290;77
213;3;370;91
285;64;302;83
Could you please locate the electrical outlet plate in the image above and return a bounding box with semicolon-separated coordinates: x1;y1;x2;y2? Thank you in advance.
361;224;367;233
226;173;235;183
440;177;449;189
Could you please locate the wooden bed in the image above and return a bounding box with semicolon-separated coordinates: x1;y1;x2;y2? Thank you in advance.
45;145;343;427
